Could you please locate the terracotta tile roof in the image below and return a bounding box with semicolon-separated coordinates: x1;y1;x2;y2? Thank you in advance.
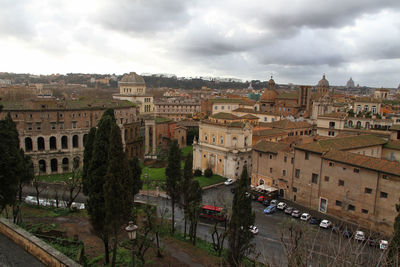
390;125;400;131
253;128;286;136
240;114;259;119
210;98;256;105
259;119;312;129
322;150;400;176
295;134;387;153
354;97;382;103
383;141;400;150
253;140;290;154
210;112;240;120
318;112;347;119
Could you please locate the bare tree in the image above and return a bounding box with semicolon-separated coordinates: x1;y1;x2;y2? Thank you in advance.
64;164;82;210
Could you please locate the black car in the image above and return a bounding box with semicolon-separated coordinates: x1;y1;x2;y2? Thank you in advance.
331;225;341;234
309;217;321;225
367;238;377;247
343;230;353;239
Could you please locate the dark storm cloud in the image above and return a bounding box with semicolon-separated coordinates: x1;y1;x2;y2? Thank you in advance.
97;0;194;34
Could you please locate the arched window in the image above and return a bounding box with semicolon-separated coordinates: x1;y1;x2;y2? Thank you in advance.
365;122;370;130
83;134;88;147
39;160;46;174
181;136;185;146
62;158;69;172
348;120;353;127
50;158;58;173
37;137;45;151
73;135;79;148
220;136;224;144
61;136;68;149
356;121;362;128
25;137;33;151
50;136;57;150
232;137;237;146
259;179;265;185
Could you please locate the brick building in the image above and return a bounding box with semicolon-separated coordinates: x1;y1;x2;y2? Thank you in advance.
0;98;143;175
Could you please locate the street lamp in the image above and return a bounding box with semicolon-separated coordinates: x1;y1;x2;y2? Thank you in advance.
125;221;138;267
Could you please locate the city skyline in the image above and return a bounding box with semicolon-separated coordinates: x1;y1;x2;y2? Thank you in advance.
1;0;400;87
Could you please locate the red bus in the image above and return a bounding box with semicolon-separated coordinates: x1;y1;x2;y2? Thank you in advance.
199;205;227;222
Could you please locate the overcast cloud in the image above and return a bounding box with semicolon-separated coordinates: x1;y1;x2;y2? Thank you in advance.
0;0;399;87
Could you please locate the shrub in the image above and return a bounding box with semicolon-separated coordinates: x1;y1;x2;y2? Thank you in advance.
204;168;213;178
194;169;202;177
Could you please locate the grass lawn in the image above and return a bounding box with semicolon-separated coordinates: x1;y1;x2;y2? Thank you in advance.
36;172;76;183
194;175;226;188
181;145;193;157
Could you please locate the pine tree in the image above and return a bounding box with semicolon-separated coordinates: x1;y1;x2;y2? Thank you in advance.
85;109;116;264
82;127;96;195
104;125;133;267
227;165;255;266
0;113;22;213
182;152;193;237
129;156;143;196
165;139;182;233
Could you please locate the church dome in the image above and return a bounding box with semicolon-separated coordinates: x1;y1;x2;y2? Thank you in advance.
120;72;145;85
268;76;275;89
260;89;278;102
317;74;329;88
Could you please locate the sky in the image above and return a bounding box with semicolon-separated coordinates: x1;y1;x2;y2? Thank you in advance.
0;0;399;87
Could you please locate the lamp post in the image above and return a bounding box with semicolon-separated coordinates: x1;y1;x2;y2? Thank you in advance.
125;221;138;267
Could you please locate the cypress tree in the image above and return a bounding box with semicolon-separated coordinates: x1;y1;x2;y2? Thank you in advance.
165;139;182;233
182;152;193;237
104;125;133;267
0;113;22;213
85;109;116;264
227;165;255;266
129;156;143;196
82;127;96;195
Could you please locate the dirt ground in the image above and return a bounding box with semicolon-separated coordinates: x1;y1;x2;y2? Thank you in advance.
25;213;224;266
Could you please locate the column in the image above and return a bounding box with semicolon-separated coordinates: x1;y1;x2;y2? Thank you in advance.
145;124;149;155
152;123;156;155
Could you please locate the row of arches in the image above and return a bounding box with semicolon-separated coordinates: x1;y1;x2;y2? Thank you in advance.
38;157;80;174
25;134;88;152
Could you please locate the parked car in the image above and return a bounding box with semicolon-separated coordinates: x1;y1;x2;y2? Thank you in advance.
354;231;365;242
263;199;270;206
319;220;332;229
309;217;321;225
343;230;353;239
264;205;277;214
284;207;294;215
300;213;311;221
224;179;234;185
291;210;301;218
331;225;341;234
257;196;266;203
367;238;377;247
277;202;287;210
270;199;278;206
250;225;259;235
24;196;37;205
380;240;389;250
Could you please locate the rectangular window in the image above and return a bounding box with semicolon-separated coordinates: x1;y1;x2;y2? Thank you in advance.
335;200;342;206
295;169;300;178
329;162;334;167
59;122;64;129
348;204;355;211
221;106;224;110
380;192;388;198
291;158;294;164
259;153;262;157
312;173;318;184
382;175;388;179
51;122;56;130
365;188;372;194
85;121;89;127
319;198;327;213
284;156;287;162
214;106;218;110
361;209;369;214
270;168;273;173
324;176;329;182
354;168;360;173
27;123;32;130
292;187;297;192
338;179;344;186
283;170;286;176
72;121;77;129
269;154;273;159
305;152;309;160
35;122;41;130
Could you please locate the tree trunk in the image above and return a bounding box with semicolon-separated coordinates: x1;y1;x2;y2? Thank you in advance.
156;231;162;257
104;237;110;264
111;230;118;267
171;198;175;234
184;216;187;238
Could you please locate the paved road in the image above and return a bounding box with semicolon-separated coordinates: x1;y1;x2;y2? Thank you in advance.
0;233;44;267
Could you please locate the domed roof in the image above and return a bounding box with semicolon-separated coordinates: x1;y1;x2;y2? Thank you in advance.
268;76;275;88
260;89;278;102
120;72;145;85
317;74;329;88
